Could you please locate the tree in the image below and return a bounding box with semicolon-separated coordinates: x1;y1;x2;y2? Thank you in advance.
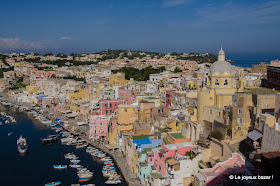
173;66;182;73
209;130;224;141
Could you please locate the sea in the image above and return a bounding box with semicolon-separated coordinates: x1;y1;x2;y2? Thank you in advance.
0;105;127;186
227;53;280;67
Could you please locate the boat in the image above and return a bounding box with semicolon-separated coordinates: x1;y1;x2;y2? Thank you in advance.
8;132;14;136
53;165;67;170
5;120;10;124
105;179;121;184
69;164;82;168
70;159;81;163
44;181;61;186
79;176;93;183
41;135;58;143
17;135;28;153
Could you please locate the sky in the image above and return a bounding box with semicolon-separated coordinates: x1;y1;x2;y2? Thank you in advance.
0;0;280;54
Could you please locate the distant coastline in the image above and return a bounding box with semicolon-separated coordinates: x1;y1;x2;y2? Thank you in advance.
227;53;280;67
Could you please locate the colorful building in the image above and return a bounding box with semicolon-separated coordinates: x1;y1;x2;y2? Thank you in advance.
99;99;124;115
89;116;108;140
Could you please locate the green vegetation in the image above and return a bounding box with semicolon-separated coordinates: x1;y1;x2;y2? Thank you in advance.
0;67;14;78
112;66;166;81
132;135;152;140
170;132;185;139
63;75;85;82
227;126;232;137
173;66;182;73
141;148;153;154
209;130;224;141
159;128;169;133
163;137;171;144
176;53;217;63
151;173;161;179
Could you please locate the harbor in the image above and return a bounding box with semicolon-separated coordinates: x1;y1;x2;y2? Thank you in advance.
0;101;129;186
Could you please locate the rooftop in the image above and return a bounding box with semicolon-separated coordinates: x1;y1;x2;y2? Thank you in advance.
169;132;185;139
164;142;196;150
150;173;162;179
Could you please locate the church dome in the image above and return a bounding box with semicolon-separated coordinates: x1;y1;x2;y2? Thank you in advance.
210;61;234;75
210;48;234;75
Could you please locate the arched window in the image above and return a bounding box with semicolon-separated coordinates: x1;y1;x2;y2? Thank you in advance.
215;79;219;85
224;79;228;85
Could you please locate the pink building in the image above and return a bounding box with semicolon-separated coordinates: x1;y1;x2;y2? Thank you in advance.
89;116;108;140
146;142;198;176
195;153;246;186
35;70;57;78
99;99;124;115
118;89;135;105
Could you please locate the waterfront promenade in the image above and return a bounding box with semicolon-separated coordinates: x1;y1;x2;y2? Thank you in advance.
0;94;141;186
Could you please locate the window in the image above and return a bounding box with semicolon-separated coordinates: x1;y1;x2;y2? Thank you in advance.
100;122;103;126
125;109;127;112
237;118;243;124
210;110;212;114
110;104;112;108
105;104;107;108
218;112;221;117
215;79;219;85
238;109;243;114
106;110;108;115
224;79;228;85
94;130;96;134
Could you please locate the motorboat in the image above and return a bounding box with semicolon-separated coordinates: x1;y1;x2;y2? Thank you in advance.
53;165;67;170
44;181;61;186
17;135;28;153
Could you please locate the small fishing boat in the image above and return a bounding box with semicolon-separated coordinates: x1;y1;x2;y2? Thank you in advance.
44;181;61;186
79;176;93;183
5;120;10;124
105;179;121;184
70;159;81;163
69;164;82;168
17;135;28;153
8;132;14;136
41;135;58;144
53;165;67;170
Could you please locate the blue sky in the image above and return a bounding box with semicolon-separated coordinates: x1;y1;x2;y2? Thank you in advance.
0;0;280;54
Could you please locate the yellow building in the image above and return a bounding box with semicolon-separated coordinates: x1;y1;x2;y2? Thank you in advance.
197;48;245;131
109;73;133;85
117;105;138;125
26;86;38;93
109;105;138;144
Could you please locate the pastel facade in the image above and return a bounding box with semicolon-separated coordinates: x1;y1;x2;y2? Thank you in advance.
89;116;108;140
100;99;124;115
118;89;135;105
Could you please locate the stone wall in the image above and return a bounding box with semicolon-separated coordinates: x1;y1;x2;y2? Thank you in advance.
261;124;280;153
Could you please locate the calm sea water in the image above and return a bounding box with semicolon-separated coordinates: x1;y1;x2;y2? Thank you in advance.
227;53;280;67
0;105;126;186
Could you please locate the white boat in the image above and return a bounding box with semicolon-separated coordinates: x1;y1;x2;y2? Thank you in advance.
53;165;67;170
40;118;52;124
70;159;81;163
8;132;14;136
17;135;28;153
105;179;121;184
69;164;82;168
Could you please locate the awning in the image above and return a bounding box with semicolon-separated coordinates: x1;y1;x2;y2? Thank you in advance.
247;130;263;141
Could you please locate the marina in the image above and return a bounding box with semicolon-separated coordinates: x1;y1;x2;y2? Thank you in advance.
0;103;127;186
